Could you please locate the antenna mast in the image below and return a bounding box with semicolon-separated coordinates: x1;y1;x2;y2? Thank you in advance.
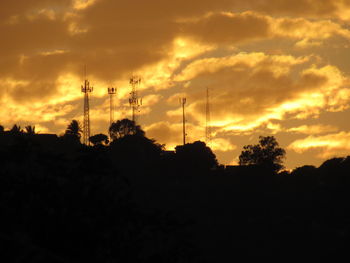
81;70;93;145
108;87;117;127
180;97;187;145
205;87;212;146
129;75;142;123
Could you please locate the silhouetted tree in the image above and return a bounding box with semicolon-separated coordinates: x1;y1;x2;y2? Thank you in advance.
109;119;145;141
10;124;23;134
4;120;350;261
110;134;164;167
25;125;36;135
0;125;4;134
64;120;82;139
291;165;317;177
175;141;218;171
318;157;350;186
239;136;285;173
319;157;344;171
89;133;109;146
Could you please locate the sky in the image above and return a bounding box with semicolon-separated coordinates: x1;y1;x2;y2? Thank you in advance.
2;0;350;169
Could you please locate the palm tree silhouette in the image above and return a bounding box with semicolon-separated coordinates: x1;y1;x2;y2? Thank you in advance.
65;120;83;139
10;124;23;134
25;125;36;135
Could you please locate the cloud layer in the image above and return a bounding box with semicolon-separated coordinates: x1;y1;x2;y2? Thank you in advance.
1;0;350;168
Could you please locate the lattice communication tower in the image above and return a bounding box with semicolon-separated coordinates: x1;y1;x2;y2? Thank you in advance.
205;87;212;146
108;87;117;127
180;97;187;145
129;75;142;123
81;79;93;145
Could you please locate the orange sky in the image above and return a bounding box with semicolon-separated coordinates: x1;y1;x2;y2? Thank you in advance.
2;0;350;169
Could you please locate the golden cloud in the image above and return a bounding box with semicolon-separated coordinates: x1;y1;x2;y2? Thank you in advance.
144;121;184;149
287;125;339;135
1;0;350;168
174;52;310;81
288;132;350;158
144;121;237;157
210;138;237;152
233;0;350;19
1;0;349;111
177;52;347;130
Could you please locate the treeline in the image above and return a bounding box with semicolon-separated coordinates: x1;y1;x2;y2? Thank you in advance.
1;119;350;261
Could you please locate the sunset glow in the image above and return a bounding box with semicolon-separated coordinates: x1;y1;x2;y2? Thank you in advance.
2;0;350;168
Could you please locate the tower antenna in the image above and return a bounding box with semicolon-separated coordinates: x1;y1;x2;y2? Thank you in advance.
205;87;212;146
81;69;93;145
129;75;142;123
108;86;117;127
180;97;187;145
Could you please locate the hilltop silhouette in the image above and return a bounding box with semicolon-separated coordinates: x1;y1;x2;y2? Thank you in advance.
1;119;350;262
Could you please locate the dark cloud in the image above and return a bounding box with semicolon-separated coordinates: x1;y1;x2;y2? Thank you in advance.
0;0;72;21
1;0;348;104
182;12;270;44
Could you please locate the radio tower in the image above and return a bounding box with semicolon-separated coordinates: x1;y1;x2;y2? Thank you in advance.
129;75;142;123
205;87;212;146
108;87;117;127
180;97;187;145
81;74;93;145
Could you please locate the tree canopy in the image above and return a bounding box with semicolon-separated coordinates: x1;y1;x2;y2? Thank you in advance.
89;133;109;146
175;141;218;171
109;119;145;141
239;136;286;172
64;120;82;139
2;119;350;261
10;124;23;134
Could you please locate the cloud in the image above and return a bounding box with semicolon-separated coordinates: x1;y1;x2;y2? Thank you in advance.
73;0;96;10
287;125;339;135
1;0;350;168
174;52;309;82
144;121;183;149
210;138;237;152
145;121;237;156
288;132;350;158
1;0;349;109
273;17;350;40
0;0;72;21
233;0;350;20
173;52;349;136
182;12;270;45
181;11;350;48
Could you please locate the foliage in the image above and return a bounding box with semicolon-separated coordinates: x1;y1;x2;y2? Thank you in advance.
239;136;286;172
110;134;164;167
109;119;144;141
10;124;23;134
64;120;82;139
290;165;317;177
3;122;350;260
175;141;218;171
25;125;36;135
89;133;109;146
0;140;195;263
